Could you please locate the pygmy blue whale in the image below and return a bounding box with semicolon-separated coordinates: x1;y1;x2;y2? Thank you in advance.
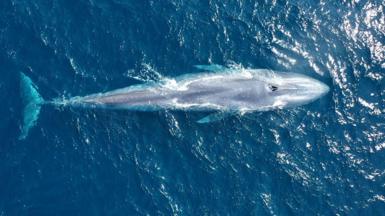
19;65;329;139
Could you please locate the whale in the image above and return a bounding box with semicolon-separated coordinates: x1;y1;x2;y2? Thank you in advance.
19;65;329;139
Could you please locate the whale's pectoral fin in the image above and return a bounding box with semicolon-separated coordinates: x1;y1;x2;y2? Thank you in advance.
194;64;227;72
197;111;235;124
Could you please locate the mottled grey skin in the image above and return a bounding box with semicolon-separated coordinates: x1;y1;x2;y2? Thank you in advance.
66;69;329;112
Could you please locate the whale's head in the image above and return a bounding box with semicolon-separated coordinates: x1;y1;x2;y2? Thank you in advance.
262;72;329;109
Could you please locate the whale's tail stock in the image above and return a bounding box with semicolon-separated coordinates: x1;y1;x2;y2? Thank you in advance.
19;72;44;140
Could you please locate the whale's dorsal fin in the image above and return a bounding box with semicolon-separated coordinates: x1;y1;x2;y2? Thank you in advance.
194;64;228;72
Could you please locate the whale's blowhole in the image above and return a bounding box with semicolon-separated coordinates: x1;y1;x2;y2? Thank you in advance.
269;84;278;92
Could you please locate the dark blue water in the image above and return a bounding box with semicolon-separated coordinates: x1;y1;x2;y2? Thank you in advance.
1;0;385;215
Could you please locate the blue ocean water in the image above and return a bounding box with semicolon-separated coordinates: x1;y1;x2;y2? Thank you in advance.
1;0;385;215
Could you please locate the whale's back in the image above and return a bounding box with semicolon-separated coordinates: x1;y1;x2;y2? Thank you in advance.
76;72;271;111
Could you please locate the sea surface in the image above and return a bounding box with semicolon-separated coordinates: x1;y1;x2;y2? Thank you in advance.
1;0;385;215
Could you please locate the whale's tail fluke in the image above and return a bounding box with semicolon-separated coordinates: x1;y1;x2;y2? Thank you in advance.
19;72;44;140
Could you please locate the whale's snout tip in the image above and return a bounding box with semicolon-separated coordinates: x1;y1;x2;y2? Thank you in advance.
316;81;330;97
